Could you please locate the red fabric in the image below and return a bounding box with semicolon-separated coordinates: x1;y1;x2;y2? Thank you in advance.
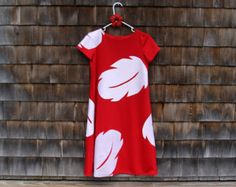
76;28;160;177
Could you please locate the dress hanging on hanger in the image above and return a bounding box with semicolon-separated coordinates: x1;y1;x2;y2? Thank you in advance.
75;1;161;178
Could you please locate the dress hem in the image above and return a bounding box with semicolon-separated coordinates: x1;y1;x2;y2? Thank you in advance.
84;170;158;178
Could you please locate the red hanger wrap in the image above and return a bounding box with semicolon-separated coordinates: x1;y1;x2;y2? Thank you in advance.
109;13;123;27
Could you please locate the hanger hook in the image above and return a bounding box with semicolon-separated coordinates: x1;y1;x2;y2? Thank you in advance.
112;2;123;15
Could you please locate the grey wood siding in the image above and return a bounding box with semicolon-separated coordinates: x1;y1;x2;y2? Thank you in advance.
0;0;235;181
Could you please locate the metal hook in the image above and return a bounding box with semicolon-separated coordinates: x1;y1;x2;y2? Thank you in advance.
112;2;123;15
103;2;135;32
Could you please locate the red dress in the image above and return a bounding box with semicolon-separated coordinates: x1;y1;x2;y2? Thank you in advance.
76;28;160;177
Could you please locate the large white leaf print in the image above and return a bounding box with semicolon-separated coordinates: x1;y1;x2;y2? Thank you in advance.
142;114;156;147
78;28;104;49
98;56;148;102
94;129;124;177
86;98;95;137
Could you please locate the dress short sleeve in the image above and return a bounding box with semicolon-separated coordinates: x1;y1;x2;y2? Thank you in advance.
141;32;160;64
76;28;104;60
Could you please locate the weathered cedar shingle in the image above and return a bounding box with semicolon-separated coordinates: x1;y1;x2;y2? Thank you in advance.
152;103;235;122
2;0;236;8
3;121;85;140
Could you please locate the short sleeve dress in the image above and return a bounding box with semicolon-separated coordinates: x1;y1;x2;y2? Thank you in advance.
76;28;160;178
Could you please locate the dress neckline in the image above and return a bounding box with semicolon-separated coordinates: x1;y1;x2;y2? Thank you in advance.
102;28;138;40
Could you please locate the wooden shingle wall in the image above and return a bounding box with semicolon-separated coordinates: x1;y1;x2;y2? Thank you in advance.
0;0;236;181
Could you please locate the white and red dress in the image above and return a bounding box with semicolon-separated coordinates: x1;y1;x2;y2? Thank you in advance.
76;28;160;177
